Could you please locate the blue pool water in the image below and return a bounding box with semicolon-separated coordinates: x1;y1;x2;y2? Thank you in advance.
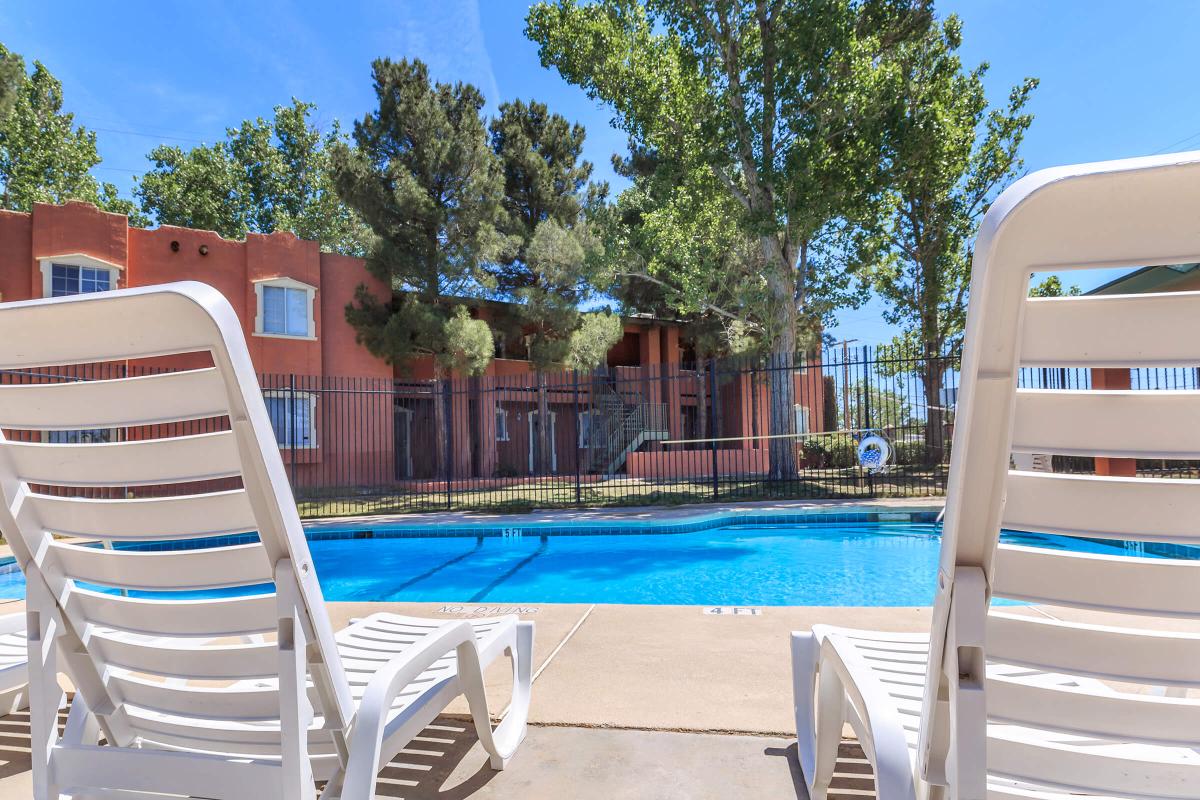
1;520;1189;605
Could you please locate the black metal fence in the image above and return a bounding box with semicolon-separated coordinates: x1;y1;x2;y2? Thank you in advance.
9;347;1196;518
265;345;963;516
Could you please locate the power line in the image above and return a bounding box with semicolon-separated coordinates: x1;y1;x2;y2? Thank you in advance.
87;125;207;144
1151;127;1200;155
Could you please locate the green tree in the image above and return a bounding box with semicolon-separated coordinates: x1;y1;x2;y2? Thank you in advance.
137;99;369;254
488;99;619;472
331;59;505;373
0;44;143;221
850;15;1036;460
0;48;22;122
527;0;932;479
331;58;507;470
841;380;915;431
1029;274;1081;297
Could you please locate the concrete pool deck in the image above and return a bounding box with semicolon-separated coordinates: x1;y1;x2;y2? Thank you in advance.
0;598;921;797
0;597;1193;797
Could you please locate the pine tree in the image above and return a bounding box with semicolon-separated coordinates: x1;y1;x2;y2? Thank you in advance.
331;58;507;473
489;99;618;473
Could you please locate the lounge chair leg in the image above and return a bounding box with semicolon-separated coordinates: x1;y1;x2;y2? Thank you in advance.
811;652;847;800
460;620;533;771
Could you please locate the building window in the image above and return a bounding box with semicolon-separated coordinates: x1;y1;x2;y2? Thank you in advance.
39;255;121;298
46;428;114;444
578;411;598;448
495;406;509;441
794;404;810;434
264;392;317;448
254;278;316;339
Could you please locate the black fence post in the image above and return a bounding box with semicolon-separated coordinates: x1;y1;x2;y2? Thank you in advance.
709;358;719;502
573;369;582;505
288;373;297;489
443;379;453;511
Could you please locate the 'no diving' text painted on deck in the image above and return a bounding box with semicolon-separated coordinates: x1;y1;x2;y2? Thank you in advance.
440;605;540;616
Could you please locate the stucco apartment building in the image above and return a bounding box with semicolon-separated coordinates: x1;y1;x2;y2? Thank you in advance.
0;201;825;488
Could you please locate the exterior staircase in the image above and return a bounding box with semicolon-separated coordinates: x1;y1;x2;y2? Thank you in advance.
587;379;669;475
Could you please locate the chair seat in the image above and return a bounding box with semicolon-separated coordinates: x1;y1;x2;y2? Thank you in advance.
813;625;1200;800
123;611;517;771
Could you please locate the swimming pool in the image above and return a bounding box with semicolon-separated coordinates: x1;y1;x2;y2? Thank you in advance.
1;515;1191;605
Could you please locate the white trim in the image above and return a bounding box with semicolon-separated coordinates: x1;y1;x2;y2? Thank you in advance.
39;255;122;298
253;277;317;340
528;410;557;473
262;389;318;449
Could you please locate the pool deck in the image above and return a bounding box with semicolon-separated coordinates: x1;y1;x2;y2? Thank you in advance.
0;595;1194;797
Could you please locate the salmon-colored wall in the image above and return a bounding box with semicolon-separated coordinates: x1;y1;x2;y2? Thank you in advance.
0;212;32;303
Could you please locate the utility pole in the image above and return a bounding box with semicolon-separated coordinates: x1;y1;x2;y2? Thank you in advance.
829;339;859;429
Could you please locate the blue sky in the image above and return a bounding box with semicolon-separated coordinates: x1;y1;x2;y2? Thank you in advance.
5;0;1200;345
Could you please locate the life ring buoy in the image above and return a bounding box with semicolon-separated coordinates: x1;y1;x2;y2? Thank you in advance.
857;435;891;472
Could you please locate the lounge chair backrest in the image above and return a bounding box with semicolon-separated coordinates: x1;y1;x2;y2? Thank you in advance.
924;153;1200;795
0;284;352;778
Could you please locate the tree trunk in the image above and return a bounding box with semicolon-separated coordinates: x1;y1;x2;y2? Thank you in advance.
920;359;946;465
432;366;448;479
696;367;708;441
764;252;798;480
536;370;551;475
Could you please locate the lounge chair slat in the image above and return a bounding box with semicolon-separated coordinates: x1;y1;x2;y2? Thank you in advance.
49;541;272;591
988;723;1200;800
986;613;1200;686
987;673;1200;744
68;588;277;638
0;368;229;429
93;632;278;679
1012;389;1200;458
1002;471;1200;543
1020;292;1200;368
50;743;284;800
29;489;257;539
7;431;242;486
993;544;1199;615
111;673;286;720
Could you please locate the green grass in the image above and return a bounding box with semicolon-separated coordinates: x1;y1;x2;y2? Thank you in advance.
294;466;948;518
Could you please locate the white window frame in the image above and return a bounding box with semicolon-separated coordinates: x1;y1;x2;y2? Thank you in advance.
263;390;318;449
253;277;317;340
495;406;510;441
39;254;122;298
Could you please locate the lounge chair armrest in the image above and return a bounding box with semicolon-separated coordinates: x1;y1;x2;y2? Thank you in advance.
340;620;478;800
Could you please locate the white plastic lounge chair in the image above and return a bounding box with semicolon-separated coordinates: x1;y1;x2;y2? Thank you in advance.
793;152;1200;800
0;283;533;799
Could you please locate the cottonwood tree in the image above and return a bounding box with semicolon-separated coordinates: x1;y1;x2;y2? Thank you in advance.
851;15;1036;461
489;99;619;472
331;58;507;472
527;0;932;478
0;43;142;220
137;99;370;254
